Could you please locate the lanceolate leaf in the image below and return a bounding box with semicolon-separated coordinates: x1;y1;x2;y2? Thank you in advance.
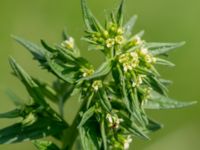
98;88;112;112
41;40;57;53
100;119;107;150
119;112;149;139
145;118;163;132
156;58;175;67
0;117;67;144
5;90;24;106
46;55;77;84
124;15;138;37
33;79;57;103
81;0;103;32
0;109;21;119
146;42;185;56
143;91;197;109
9;58;47;106
78;106;96;128
12;36;48;69
81;59;112;81
79;122;101;150
116;0;125;26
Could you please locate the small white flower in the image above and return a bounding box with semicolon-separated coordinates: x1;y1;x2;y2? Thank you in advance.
119;52;139;72
115;35;124;45
144;54;156;64
117;27;124;35
92;80;102;91
118;54;127;63
133;36;143;45
137;74;146;85
106;114;123;129
82;68;94;77
132;81;137;87
22;113;37;125
130;52;138;59
140;47;148;55
123;63;131;72
106;114;113;124
132;75;146;87
61;37;74;49
106;38;115;48
124;135;133;150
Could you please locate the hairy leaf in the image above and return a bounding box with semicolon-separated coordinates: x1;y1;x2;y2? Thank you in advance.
9;58;47;106
146;42;185;55
143;91;197;109
12;36;48;69
116;0;125;26
124;15;138;37
0;117;67;144
78;106;95;128
0;109;21;119
81;0;103;32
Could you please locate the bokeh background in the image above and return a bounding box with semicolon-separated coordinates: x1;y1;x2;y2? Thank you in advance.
0;0;199;149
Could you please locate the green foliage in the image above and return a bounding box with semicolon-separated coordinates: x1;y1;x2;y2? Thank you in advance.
0;0;196;150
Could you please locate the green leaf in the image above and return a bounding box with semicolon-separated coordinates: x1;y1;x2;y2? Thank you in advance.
33;140;60;150
81;0;103;32
0;109;21;119
116;0;125;26
81;59;112;81
5;90;24;106
143;91;197;109
41;40;57;53
145;76;168;96
160;79;173;86
156;58;175;67
33;79;57;103
0;116;67;144
46;54;77;84
146;42;185;55
116;65;132;113
124;15;138;37
9;58;47;106
79;121;101;150
100;119;107;150
145;118;163;132
119;112;149;139
55;46;77;62
62;29;70;40
78;106;95;128
98;88;112;112
12;36;48;69
52;80;75;103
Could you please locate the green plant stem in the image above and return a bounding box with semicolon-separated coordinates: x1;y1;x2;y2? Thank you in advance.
62;100;86;150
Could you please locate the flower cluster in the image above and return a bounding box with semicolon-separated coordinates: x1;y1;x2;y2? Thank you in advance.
86;22;125;49
92;80;103;91
106;113;123;129
118;52;139;72
1;1;193;150
61;37;75;49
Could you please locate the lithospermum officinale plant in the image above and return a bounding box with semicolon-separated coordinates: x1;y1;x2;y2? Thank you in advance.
0;0;196;150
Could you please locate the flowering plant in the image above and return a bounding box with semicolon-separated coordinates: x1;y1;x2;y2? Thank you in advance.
0;0;196;150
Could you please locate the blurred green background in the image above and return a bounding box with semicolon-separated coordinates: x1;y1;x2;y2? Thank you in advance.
0;0;199;149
